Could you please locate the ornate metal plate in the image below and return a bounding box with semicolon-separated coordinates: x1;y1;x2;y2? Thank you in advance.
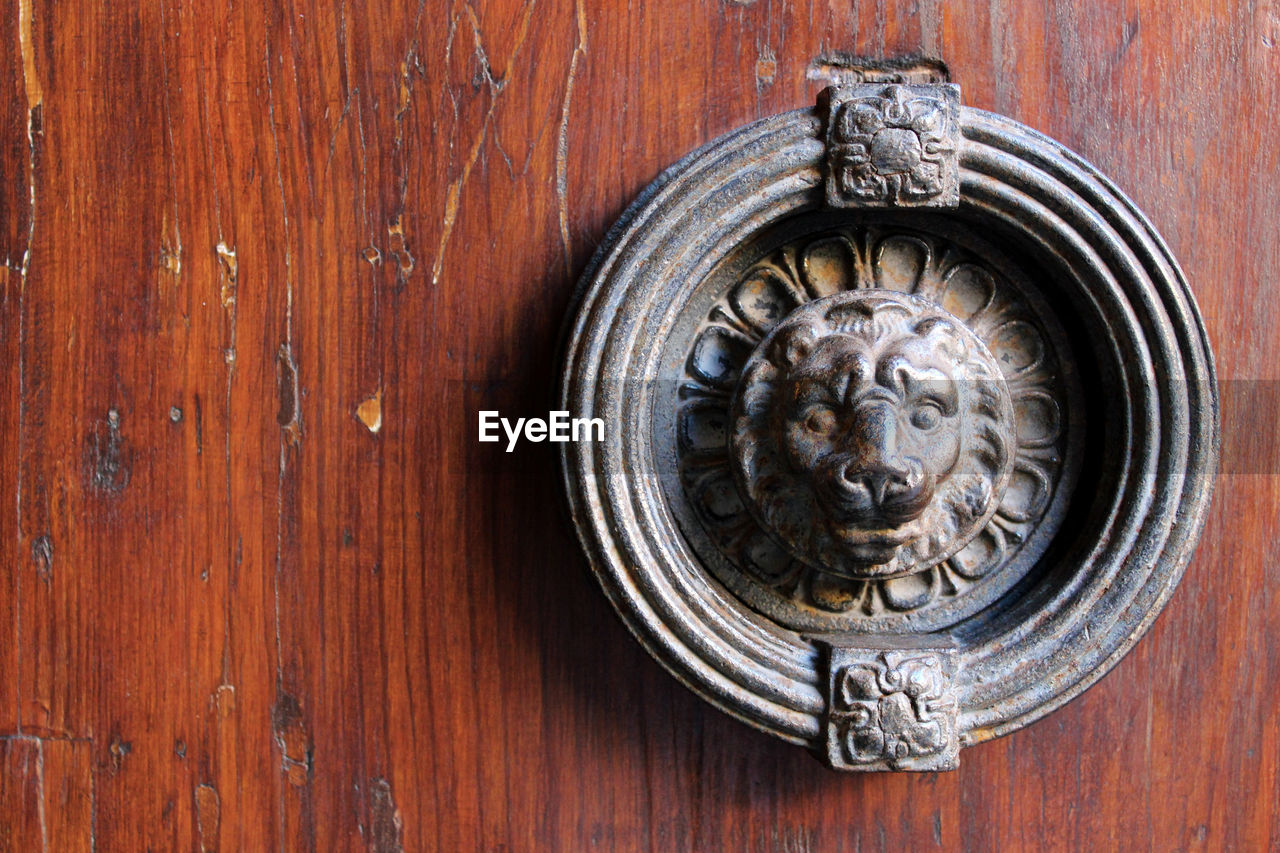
559;83;1218;770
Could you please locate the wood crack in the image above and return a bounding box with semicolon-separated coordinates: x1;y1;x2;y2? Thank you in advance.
388;0;427;289
157;1;183;279
432;0;538;286
557;0;587;276
13;0;44;735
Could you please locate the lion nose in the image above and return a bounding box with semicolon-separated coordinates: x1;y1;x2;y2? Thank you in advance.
840;402;922;508
843;462;914;505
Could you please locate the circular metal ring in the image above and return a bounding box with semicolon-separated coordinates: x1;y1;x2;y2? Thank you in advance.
559;100;1218;758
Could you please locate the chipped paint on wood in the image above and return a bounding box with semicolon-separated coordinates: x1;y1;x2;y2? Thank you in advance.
367;778;403;853
194;784;220;852
87;408;130;493
216;241;237;308
356;389;383;434
387;216;414;284
213;683;235;718
271;693;311;788
276;344;302;445
30;534;52;584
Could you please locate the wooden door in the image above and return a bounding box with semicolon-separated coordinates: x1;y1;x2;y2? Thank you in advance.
1;1;1276;850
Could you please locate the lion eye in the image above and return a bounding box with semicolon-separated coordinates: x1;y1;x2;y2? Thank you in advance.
910;403;943;431
804;406;838;435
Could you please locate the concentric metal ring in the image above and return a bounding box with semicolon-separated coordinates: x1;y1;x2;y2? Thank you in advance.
559;104;1217;748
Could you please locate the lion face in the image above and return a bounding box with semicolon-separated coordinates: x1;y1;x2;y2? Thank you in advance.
780;332;965;564
731;290;1016;580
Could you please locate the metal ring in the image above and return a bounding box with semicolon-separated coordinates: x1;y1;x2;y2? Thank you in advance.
559;101;1217;757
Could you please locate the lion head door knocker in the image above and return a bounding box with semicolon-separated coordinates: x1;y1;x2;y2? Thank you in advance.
561;70;1218;771
732;291;1015;582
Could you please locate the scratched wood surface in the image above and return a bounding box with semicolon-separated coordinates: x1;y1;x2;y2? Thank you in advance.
0;0;1277;850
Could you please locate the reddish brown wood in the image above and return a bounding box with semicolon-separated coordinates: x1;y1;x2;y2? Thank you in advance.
0;737;91;851
0;0;1277;849
0;738;44;851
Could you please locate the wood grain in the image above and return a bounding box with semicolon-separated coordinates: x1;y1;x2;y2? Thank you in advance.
1;0;1276;849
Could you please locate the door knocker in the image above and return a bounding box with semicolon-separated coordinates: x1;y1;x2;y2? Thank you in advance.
559;75;1218;771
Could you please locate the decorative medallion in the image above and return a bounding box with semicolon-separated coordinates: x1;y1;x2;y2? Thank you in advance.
675;223;1077;631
